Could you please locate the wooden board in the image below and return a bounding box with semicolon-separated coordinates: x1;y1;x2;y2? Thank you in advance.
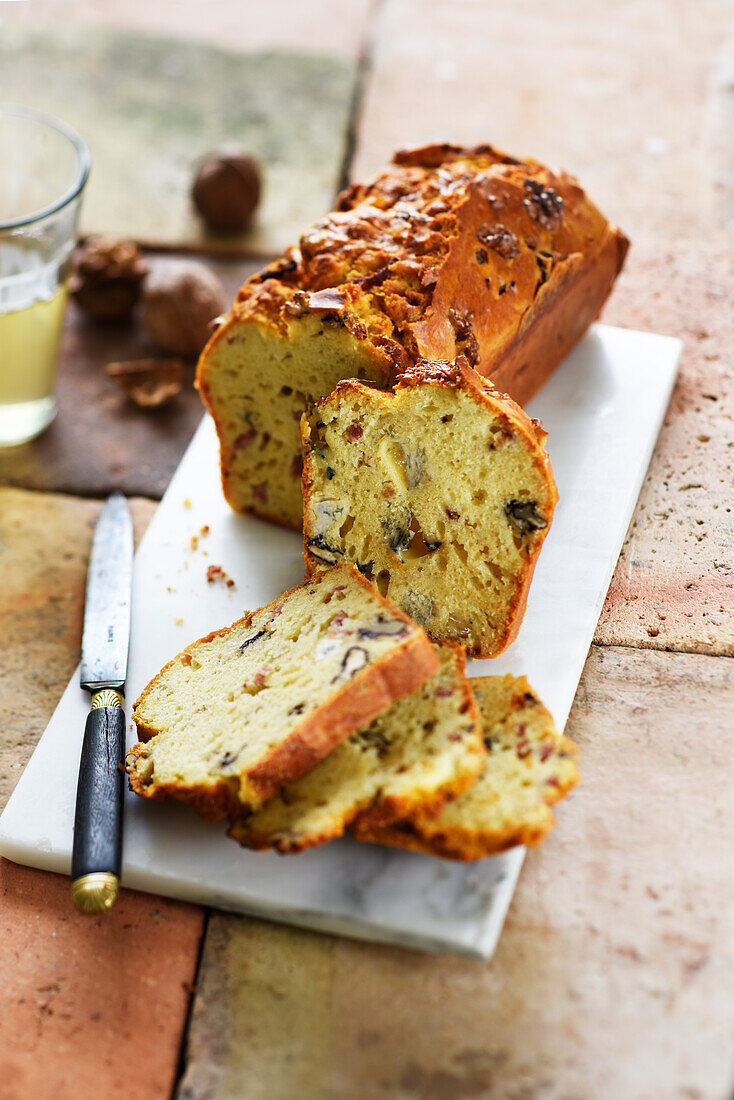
1;24;357;255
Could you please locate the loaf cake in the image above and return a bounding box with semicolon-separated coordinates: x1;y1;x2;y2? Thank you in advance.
197;142;628;529
355;675;578;859
301;357;557;658
230;644;485;853
126;564;439;820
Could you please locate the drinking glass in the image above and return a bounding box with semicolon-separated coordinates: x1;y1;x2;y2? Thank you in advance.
0;104;90;446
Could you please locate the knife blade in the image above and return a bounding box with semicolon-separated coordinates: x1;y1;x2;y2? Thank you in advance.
71;491;133;914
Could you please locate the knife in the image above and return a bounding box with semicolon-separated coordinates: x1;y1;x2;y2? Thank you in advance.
71;491;133;914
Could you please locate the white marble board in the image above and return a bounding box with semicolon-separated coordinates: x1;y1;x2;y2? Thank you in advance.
0;324;681;958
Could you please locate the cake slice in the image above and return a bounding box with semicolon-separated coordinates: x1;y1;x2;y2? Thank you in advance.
354;675;578;859
230;644;485;853
301;357;557;659
126;564;439;820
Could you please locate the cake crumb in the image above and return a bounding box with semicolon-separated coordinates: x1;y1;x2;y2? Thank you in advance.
175;617;184;625
207;564;236;588
200;525;210;535
190;535;199;551
184;498;192;509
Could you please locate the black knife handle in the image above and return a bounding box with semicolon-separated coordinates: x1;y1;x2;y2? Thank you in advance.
71;690;125;913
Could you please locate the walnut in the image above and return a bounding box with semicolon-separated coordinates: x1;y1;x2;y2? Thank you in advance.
141;260;226;355
475;224;521;259
332;646;369;683
356;727;392;758
307;288;347;310
383;514;412;554
523;179;564;230
307;535;344;565
505;499;548;534
192;148;261;232
357;618;408;639
401;591;434;627
448;307;480;366
283;290;310;318
70;238;148;321
238;628;270;652
105;358;183;407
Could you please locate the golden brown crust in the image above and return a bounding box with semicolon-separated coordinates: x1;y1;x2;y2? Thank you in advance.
207;143;628;396
486;224;629;405
389;142;526;169
354;673;579;860
395;355;466;388
228;814;322;852
125;766;239;823
353;818;551;859
126;565;440;815
355;735;578;860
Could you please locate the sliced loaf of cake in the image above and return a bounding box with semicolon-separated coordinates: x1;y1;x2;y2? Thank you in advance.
197;143;627;529
230;644;485;853
354;675;578;859
302;357;557;658
126;564;439;820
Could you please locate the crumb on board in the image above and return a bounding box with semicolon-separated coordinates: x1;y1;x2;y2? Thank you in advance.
189;526;210;552
184;498;192;509
175;617;184;625
207;564;235;588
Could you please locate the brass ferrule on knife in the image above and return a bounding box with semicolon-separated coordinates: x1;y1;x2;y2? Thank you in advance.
90;689;124;710
71;871;120;913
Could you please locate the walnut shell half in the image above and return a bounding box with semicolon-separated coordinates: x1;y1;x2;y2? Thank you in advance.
105;358;183;407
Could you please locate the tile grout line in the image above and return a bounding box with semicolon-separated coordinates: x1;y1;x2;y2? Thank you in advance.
172;906;211;1099
0;484;164;506
591;638;734;661
336;0;384;194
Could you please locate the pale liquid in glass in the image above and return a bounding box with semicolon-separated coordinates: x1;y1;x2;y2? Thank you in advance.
0;241;68;445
